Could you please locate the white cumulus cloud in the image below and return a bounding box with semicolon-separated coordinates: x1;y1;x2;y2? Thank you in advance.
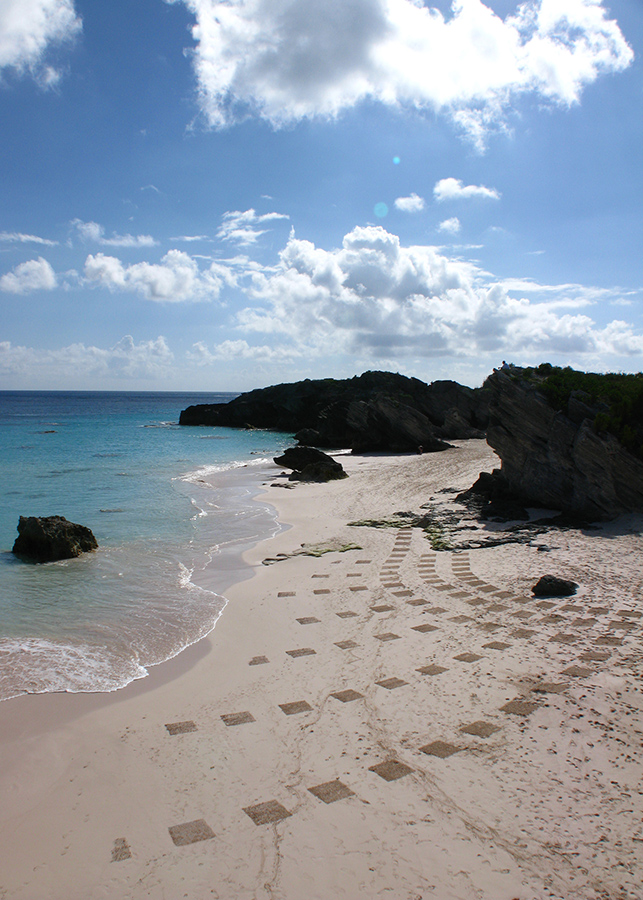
394;193;425;213
72;220;157;248
0;0;81;84
83;249;234;302
234;224;643;363
438;216;461;235
0;256;57;293
217;209;290;245
174;0;633;144
434;177;501;202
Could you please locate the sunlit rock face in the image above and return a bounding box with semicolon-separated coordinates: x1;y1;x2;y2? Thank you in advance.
485;368;643;521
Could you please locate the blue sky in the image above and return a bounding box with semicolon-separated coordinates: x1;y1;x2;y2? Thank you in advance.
0;0;641;390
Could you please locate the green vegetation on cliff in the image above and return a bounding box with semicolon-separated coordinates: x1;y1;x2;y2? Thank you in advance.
521;363;643;459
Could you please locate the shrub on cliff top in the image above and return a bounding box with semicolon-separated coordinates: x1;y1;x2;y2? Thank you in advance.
524;364;643;459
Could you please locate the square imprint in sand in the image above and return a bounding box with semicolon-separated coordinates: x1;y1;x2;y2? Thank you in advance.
412;623;438;633
296;616;321;625
165;720;197;735
221;711;255;726
549;633;577;644
243;800;292;826
335;639;358;650
562;665;594;677
249;655;269;666
483;641;511;650
467;598;486;607
407;598;428;606
427;607;447;614
279;700;313;715
511;628;535;639
336;611;358;618
420;740;460;758
371;604;395;612
393;590;413;597
376;677;408;690
314;589;331;595
417;664;448;676
308;779;355;804
595;635;623;646
286;647;317;658
450;615;473;624
454;652;482;663
168;819;215;846
501;699;539;716
111;838;132;862
369;759;413;781
580;650;610;661
375;632;401;641
531;682;568;694
331;689;364;702
460;721;500;738
278;591;296;597
479;622;502;632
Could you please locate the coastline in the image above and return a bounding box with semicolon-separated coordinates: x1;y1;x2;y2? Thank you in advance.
1;441;642;899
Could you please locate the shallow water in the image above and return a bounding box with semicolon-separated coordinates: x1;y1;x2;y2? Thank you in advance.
0;391;293;700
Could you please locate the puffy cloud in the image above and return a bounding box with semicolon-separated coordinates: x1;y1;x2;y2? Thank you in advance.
217;209;289;245
0;231;58;246
72;219;157;248
0;0;81;84
174;0;633;144
234;224;643;362
394;193;425;213
434;177;500;202
83;250;234;302
438;216;461;235
0;335;173;384
0;256;57;293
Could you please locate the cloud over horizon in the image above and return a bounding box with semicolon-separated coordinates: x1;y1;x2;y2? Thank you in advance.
234;224;643;363
175;0;633;145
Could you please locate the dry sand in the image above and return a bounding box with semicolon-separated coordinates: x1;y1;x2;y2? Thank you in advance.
1;440;642;900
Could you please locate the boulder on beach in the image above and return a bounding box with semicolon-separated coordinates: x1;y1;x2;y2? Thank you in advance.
274;447;347;482
12;515;98;563
532;575;578;597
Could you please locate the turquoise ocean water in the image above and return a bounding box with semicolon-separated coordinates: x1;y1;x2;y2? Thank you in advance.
0;392;293;701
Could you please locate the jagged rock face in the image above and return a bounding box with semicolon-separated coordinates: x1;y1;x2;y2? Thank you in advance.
485;370;643;519
12;515;98;563
179;371;489;453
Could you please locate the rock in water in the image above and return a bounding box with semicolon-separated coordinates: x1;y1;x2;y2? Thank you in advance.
532;575;578;597
12;515;98;563
274;447;347;482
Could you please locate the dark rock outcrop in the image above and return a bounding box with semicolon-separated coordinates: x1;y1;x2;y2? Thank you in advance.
180;371;490;454
484;367;643;520
274;447;347;482
532;575;578;597
12;515;98;563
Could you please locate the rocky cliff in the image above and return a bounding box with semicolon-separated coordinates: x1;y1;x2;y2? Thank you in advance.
180;371;490;454
485;367;643;519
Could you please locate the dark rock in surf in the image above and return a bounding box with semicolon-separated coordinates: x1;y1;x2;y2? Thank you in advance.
12;515;98;563
274;447;347;482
